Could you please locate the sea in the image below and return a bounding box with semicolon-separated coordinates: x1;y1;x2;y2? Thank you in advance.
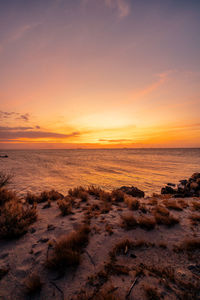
0;148;199;197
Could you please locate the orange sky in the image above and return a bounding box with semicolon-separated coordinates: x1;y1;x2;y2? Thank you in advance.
0;0;200;148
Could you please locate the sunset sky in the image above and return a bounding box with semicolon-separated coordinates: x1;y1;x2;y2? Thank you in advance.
0;0;200;148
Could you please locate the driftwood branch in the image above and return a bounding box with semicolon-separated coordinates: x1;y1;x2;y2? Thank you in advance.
50;281;64;300
126;276;139;299
85;250;95;266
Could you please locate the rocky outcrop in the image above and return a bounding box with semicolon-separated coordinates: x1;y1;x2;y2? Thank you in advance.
119;186;145;198
161;173;200;197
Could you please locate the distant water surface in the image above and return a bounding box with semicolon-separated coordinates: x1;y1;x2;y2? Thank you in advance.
0;149;199;196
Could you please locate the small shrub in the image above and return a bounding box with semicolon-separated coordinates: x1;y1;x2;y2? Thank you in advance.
0;189;17;206
121;214;137;230
25;192;38;204
192;201;200;211
24;273;42;294
48;190;63;201
57;199;72;216
144;285;160;300
148;198;158;206
0;172;12;188
163;199;182;211
105;223;113;235
154;212;179;227
0;200;37;239
87;186;102;197
101;202;112;214
111;189;125;202
138;216;156;230
125;196;140;210
46;225;90;271
189;214;200;225
100;190;112;202
174;238;200;252
154;205;169;216
177;199;188;209
79;191;89;202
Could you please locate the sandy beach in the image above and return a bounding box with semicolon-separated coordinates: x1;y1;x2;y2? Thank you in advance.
0;173;200;300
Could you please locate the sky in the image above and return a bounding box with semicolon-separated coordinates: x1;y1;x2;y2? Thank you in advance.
0;0;200;149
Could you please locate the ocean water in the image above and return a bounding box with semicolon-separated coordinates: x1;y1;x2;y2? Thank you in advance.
0;148;199;196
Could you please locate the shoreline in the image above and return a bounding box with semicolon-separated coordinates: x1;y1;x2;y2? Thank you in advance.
0;174;200;299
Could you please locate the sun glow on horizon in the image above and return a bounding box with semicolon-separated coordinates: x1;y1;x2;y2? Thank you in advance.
0;0;200;149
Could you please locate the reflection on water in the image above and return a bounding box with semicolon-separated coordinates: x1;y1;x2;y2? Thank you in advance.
0;148;199;196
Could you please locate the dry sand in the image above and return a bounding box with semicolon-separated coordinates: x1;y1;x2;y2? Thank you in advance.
0;192;200;300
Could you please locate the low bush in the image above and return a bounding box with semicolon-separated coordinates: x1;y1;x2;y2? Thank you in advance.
111;189;125;202
24;273;42;295
0;189;17;206
163;199;182;211
137;216;156;230
154;212;179;227
0;172;12;188
46;225;90;271
0;200;37;239
121;214;137;230
125;196;140;210
57;199;72;216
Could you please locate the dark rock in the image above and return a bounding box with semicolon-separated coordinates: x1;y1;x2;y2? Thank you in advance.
190;182;199;191
167;183;176;187
0;266;9;280
179;179;187;185
29;227;36;234
38;238;49;243
47;224;55;231
0;253;9;259
188;265;200;276
130;253;137;258
161;186;176;195
119;186;145;198
191;173;200;180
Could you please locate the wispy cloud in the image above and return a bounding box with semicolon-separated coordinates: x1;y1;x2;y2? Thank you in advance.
132;71;173;99
0;130;80;140
99;138;133;142
0;111;30;122
104;0;131;18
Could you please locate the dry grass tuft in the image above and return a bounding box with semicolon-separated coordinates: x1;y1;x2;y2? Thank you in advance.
189;213;200;225
154;205;169;216
121;213;137;230
0;172;12;188
111;189;125;202
125;196;140;210
163;199;183;211
105;223;113;235
174;238;200;252
57;198;72;216
68;187;89;202
100;190;112;202
46;225;90;271
154;212;179;227
111;239;153;258
0;199;37;239
24;273;42;294
101;202;112;214
0;266;9;280
0;188;17;206
177;199;188;209
192;201;200;211
87;185;102;198
148;198;158;206
144;285;160;300
137;216;156;230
